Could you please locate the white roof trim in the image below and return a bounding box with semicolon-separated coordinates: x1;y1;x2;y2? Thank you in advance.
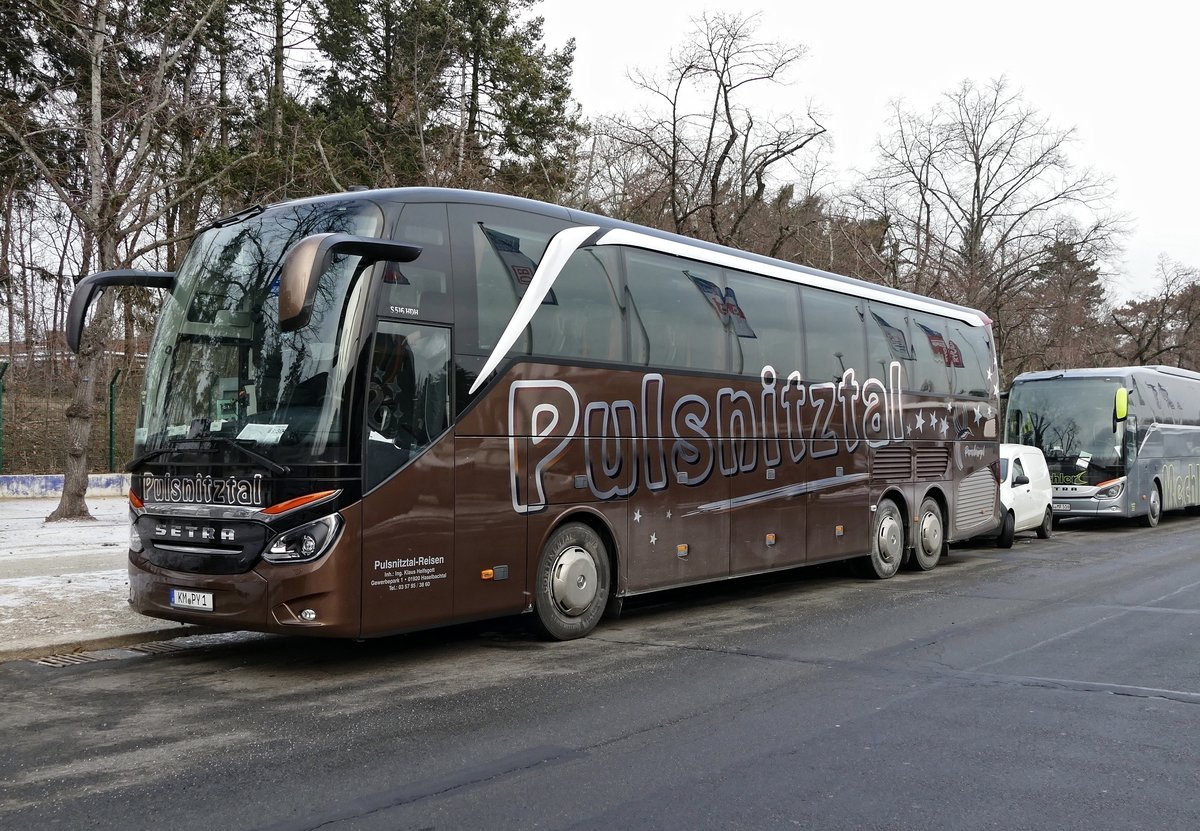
468;223;989;396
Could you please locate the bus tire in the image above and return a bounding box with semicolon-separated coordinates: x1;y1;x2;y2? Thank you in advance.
996;511;1015;549
864;497;904;579
910;497;944;571
1141;484;1162;528
1036;507;1053;539
533;522;611;641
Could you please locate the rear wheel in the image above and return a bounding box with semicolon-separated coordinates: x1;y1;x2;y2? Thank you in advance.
996;510;1015;549
910;497;944;571
533;522;611;641
865;497;904;579
1036;507;1053;539
1141;484;1162;528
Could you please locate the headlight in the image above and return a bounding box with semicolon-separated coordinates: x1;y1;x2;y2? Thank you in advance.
262;514;342;564
1096;481;1124;499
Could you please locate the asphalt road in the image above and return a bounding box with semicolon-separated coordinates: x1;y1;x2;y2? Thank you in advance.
3;514;1199;831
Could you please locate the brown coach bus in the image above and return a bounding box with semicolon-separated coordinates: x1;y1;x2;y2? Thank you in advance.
66;188;1000;640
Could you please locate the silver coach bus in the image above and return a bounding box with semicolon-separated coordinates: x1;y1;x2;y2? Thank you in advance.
1005;365;1200;527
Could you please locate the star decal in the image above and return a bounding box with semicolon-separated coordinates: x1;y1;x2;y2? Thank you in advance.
939;417;950;437
914;411;926;431
987;366;994;382
633;509;642;523
973;404;984;424
666;510;672;520
650;532;657;545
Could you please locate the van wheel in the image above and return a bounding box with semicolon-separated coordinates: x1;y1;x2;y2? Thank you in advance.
996;511;1015;549
1140;485;1161;528
910;497;943;571
533;523;611;641
1036;507;1053;539
864;498;904;579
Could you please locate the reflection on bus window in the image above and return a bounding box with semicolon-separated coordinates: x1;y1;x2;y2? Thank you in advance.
625;251;729;371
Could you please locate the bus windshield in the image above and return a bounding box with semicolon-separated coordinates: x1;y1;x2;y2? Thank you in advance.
135;199;384;468
1006;377;1125;485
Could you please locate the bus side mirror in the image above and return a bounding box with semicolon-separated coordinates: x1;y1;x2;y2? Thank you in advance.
1114;387;1129;423
278;233;422;331
67;269;175;353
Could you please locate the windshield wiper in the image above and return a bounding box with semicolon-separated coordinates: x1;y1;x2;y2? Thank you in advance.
209;437;290;475
125;435;290;475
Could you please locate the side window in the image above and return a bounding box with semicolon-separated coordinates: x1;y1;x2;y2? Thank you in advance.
625;251;729;372
365;321;451;490
907;313;953;393
378;202;452;321
528;246;624;362
448;204;570;355
724;268;803;377
866;300;915;383
801;288;866;383
945;321;993;397
1011;458;1026;482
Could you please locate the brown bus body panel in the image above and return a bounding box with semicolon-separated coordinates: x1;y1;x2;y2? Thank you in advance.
129;504;364;637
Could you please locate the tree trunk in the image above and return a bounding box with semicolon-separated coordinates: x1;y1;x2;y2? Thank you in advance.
48;0;108;522
47;289;115;522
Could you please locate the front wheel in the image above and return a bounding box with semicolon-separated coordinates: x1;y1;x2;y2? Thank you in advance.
864;498;904;579
1036;507;1053;540
533;522;611;640
910;497;944;571
1141;485;1162;528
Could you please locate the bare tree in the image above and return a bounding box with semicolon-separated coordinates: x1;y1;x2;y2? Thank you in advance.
582;12;826;248
857;78;1122;379
1110;256;1200;367
0;0;250;519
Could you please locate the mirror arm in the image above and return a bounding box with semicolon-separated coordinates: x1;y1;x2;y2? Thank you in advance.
67;269;175;353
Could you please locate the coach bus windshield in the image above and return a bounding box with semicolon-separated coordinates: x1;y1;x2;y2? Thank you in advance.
1006;378;1125;484
134;199;384;468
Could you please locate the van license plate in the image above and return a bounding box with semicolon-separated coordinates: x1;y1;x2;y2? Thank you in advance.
1053;503;1070;512
170;589;213;611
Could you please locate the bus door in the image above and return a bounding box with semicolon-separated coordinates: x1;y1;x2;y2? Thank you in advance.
360;319;457;634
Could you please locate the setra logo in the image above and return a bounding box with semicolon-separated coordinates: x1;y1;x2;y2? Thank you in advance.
153;523;236;542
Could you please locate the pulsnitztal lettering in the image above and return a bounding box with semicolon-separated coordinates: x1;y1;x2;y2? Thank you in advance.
141;472;265;507
508;362;911;514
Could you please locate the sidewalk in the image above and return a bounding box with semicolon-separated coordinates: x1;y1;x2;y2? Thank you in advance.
0;496;202;662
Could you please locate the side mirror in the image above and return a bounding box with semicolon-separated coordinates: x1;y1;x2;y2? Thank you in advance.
67;269;175;353
1114;387;1128;422
278;234;422;331
1013;474;1031;487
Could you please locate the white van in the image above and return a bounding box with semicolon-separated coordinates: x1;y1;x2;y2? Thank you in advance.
996;443;1054;547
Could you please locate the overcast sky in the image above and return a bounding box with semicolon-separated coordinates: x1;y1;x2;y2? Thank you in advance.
539;0;1198;301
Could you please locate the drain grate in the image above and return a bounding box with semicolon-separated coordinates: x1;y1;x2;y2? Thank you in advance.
126;641;189;655
31;652;112;668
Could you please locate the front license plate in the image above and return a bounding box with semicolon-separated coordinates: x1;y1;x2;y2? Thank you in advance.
170;588;214;611
1053;503;1071;512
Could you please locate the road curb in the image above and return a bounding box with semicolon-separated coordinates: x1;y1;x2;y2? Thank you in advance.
0;625;216;664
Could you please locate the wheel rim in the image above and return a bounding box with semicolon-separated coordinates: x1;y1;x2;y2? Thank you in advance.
1150;489;1161;521
877;513;903;565
550;546;598;616
919;510;942;557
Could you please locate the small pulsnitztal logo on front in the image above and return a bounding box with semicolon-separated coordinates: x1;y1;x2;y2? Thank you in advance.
141;472;266;507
